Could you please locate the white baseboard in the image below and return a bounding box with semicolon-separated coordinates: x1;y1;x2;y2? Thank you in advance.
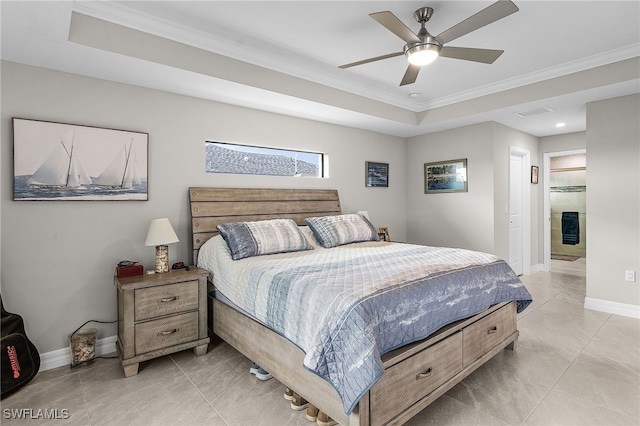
584;297;640;319
529;263;544;274
39;335;117;372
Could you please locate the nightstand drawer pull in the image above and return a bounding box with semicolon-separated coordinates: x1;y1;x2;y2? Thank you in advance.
159;328;178;336
415;368;432;380
487;326;498;334
160;296;178;303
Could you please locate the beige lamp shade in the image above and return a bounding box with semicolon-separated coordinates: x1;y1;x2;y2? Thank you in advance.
144;218;179;247
145;218;179;273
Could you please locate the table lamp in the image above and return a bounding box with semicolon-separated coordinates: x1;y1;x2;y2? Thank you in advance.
144;218;179;273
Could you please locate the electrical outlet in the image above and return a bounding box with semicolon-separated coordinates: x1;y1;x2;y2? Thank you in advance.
625;270;636;282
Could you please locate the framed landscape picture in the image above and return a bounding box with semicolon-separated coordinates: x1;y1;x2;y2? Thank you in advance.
13;118;148;201
424;158;468;193
365;161;389;187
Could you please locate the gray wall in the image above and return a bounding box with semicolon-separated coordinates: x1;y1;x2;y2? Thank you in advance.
2;60;638;357
586;94;640;307
0;61;407;353
406;122;496;251
539;132;586;154
406;121;539;267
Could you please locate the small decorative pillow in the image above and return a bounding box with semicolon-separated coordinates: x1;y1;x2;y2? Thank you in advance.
305;213;379;248
217;219;312;260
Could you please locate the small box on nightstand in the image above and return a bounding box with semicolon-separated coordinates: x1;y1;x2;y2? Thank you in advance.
116;264;144;278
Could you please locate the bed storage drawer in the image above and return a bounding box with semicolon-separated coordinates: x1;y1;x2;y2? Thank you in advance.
134;311;199;354
370;332;463;426
134;280;199;321
462;302;516;366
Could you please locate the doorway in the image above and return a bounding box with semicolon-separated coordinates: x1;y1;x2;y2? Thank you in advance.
543;149;587;271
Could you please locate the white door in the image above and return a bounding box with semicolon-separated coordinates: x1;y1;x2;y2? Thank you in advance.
509;153;524;275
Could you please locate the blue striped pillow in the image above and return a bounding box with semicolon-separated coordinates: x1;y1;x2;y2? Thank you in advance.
217;219;312;260
305;214;379;248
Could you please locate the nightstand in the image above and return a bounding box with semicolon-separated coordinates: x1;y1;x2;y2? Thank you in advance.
114;267;210;377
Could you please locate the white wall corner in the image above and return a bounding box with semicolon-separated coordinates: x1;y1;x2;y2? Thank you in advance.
584;297;640;319
39;335;117;372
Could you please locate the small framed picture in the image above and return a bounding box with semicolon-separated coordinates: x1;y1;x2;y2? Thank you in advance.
365;161;389;187
531;165;539;184
378;226;390;242
424;158;468;193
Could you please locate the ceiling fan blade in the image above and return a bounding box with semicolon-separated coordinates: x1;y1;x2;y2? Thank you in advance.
339;51;404;69
440;46;504;64
436;0;519;45
400;64;421;86
370;11;421;43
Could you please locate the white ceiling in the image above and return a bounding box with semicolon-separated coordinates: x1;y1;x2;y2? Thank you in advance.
1;1;639;138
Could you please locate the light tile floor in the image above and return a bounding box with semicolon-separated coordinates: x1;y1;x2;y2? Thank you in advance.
2;258;638;425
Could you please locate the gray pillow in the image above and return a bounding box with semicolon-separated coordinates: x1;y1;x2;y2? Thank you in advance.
305;213;379;248
217;219;312;260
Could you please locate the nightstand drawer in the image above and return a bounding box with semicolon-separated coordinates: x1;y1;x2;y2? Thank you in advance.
116;267;209;377
134;311;199;354
135;280;199;321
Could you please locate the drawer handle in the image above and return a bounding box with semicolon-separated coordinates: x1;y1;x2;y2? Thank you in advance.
160;296;178;303
159;329;178;336
415;368;432;380
487;326;498;334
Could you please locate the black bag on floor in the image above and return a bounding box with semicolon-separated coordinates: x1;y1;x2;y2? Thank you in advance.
1;295;40;399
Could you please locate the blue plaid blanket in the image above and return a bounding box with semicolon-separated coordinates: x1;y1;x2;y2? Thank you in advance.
199;234;532;414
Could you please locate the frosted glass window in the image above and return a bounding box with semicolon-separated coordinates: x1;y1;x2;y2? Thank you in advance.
206;142;323;178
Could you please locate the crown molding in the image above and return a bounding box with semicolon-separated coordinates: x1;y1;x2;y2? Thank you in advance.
419;43;640;110
70;1;417;111
72;2;639;115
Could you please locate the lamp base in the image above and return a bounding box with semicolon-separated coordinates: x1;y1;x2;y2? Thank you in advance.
155;245;169;273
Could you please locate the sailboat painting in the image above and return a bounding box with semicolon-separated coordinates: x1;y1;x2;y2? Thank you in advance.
92;141;142;189
13;118;148;201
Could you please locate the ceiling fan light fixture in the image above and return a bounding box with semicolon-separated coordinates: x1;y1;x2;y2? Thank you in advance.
339;1;518;85
406;43;440;66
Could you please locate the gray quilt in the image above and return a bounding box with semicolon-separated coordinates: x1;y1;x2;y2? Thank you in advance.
199;232;532;414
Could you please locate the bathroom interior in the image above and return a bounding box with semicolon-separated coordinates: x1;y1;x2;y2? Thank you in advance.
550;153;587;260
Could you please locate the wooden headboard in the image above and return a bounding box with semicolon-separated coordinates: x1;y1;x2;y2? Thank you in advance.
189;187;341;262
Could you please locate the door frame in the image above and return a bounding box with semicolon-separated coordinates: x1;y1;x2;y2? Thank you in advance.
542;148;586;271
509;146;531;275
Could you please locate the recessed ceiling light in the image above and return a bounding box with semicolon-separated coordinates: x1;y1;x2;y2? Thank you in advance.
556;122;566;128
409;93;420;98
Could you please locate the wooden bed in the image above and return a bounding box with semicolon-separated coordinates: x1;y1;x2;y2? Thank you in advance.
189;187;519;426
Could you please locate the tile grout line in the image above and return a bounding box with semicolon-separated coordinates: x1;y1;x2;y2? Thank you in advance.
520;289;613;425
553;313;640;421
169;354;231;426
519;265;588;423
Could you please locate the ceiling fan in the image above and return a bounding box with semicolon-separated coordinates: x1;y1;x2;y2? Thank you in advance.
339;0;519;86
